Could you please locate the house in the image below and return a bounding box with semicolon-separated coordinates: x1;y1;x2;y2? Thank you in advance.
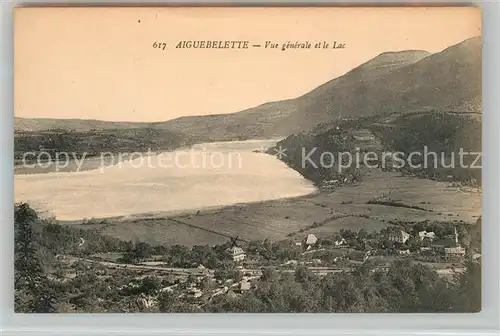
187;287;203;299
226;236;246;262
228;246;246;262
136;294;155;310
160;285;177;293
238;280;251;291
419;246;434;256
397;249;410;255
304;234;318;247
432;227;465;259
444;246;466;257
323;180;339;185
418;231;437;241
387;230;410;244
364;250;372;262
334;238;347;246
432;238;456;252
283;260;298;266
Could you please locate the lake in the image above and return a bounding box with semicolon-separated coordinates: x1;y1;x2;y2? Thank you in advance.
14;139;317;220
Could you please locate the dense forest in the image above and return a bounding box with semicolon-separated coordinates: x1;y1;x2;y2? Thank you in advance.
371;112;482;184
15;203;481;313
271;127;362;184
14;128;191;162
273;112;481;186
203;259;480;313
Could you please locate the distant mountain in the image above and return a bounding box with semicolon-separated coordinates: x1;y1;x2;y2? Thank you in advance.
15;37;481;140
159;37;480;139
14;118;151;132
157;50;433;140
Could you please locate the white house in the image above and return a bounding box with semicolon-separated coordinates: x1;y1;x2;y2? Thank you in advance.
444;246;466;257
187;288;203;299
418;231;437;241
228;246;246;262
304;234;318;246
334;238;347;246
238;280;251;291
283;260;298;266
388;230;410;244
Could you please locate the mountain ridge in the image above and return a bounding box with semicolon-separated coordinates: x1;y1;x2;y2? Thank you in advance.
15;37;481;139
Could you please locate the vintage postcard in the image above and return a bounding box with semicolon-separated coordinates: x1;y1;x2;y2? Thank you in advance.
14;7;482;313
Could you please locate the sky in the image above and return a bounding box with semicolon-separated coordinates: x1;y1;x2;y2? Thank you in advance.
14;7;481;122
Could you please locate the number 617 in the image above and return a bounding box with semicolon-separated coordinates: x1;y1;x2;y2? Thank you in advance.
153;42;167;50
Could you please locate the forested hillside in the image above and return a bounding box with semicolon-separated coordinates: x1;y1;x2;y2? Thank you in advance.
14;128;191;163
273;111;481;186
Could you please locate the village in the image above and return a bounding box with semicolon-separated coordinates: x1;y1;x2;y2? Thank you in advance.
53;218;481;311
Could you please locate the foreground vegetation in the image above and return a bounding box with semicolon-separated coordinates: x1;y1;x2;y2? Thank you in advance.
15;203;481;313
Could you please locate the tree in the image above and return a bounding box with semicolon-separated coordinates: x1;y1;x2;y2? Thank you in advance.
140;276;162;294
455;261;481;312
200;277;217;291
357;229;368;241
406;236;422;252
457;226;472;249
260;267;278;282
470;217;482;252
134;242;152;260
294;265;313;284
14;203;55;312
122;241;152;263
166;245;191;267
339;229;357;245
214;261;238;281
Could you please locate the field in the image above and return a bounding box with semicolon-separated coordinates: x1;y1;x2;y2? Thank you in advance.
71;171;481;246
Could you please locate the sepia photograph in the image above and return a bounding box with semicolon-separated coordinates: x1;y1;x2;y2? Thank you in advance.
13;7;482;313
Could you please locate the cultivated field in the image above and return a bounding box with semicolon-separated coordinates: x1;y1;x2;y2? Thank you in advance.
71;171;481;246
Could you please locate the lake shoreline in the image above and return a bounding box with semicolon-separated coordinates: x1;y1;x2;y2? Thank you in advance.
59;187;321;225
14;137;286;175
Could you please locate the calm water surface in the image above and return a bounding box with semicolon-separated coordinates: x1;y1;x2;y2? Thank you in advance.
15;139;316;220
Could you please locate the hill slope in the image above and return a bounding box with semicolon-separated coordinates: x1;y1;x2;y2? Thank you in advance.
158;50;436;139
13;50;431;136
161;37;479;139
301;36;481;124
